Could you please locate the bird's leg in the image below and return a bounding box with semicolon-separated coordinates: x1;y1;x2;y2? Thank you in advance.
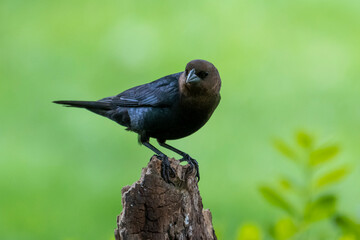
158;141;200;182
142;141;175;183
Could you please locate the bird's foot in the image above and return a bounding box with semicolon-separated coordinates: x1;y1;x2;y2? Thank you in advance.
156;154;175;184
180;154;200;182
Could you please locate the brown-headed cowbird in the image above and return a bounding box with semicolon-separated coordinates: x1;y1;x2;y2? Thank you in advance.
53;59;221;183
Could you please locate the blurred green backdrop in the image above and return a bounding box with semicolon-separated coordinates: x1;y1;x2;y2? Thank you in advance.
1;0;359;239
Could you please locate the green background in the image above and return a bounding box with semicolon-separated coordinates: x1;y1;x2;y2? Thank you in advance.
1;0;359;239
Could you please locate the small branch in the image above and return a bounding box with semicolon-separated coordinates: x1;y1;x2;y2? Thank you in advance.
114;156;217;240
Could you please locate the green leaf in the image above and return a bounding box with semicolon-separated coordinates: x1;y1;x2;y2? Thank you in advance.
278;176;295;191
339;234;358;240
259;186;295;216
309;145;340;166
296;131;313;148
334;215;360;237
236;223;262;240
273;217;298;240
273;139;297;161
304;195;337;222
315;167;349;188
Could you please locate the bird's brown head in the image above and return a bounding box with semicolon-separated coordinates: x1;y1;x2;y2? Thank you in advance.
179;59;221;96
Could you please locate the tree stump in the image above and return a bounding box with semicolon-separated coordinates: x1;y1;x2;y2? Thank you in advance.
114;156;217;240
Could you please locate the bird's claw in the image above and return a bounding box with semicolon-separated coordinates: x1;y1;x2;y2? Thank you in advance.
180;154;200;182
156;154;175;184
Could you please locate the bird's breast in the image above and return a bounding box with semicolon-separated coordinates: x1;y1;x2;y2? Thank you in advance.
179;93;220;119
169;93;220;137
128;94;220;141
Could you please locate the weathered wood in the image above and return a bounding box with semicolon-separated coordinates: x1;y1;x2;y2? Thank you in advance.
114;156;217;240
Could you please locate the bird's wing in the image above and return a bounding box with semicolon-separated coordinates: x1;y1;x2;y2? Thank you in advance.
108;72;181;108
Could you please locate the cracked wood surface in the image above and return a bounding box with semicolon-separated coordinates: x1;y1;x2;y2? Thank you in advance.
114;156;217;240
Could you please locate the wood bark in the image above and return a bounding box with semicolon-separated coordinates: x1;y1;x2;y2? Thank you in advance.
114;156;217;240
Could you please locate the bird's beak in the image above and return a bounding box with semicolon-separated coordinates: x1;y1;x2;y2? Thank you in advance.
186;68;201;84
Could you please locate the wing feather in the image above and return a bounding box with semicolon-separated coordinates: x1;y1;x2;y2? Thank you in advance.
109;72;181;108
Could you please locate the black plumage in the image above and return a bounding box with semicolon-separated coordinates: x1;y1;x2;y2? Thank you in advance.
54;59;221;183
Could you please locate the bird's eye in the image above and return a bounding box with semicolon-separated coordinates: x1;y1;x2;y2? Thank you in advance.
197;71;208;79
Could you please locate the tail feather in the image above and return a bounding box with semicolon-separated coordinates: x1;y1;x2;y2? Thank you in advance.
53;100;113;110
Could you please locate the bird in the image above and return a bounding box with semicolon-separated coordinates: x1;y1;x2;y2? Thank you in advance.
53;59;221;183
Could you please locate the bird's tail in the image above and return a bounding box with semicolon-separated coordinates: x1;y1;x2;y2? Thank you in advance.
53;100;113;110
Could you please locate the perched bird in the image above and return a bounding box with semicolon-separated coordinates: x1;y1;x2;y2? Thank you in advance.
54;59;221;183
